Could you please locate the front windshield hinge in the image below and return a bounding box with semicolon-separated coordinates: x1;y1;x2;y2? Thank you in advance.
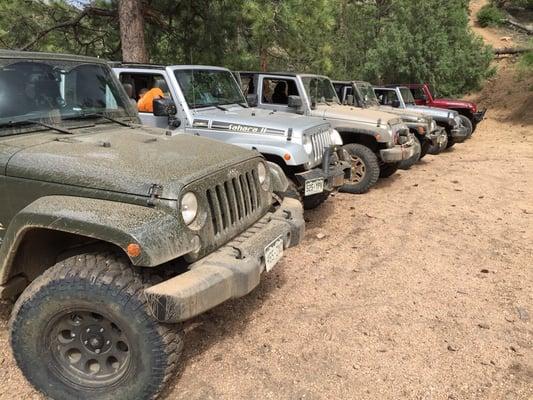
147;184;164;206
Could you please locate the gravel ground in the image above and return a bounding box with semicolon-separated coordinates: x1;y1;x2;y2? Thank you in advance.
0;107;532;400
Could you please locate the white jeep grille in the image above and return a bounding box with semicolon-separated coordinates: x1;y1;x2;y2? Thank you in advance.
309;128;333;165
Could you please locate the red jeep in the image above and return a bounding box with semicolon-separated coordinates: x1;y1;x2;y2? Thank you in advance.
399;83;486;133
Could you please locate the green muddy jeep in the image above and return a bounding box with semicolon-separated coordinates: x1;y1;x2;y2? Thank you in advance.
0;51;304;400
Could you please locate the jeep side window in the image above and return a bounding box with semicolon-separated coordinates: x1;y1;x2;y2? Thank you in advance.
375;89;397;106
118;72;169;113
260;78;298;105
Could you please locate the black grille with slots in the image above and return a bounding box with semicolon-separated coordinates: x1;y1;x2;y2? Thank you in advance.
206;169;262;235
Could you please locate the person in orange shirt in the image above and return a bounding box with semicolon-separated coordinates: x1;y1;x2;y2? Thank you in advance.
137;80;167;112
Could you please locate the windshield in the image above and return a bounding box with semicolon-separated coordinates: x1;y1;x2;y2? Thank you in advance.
301;76;340;105
0;59;130;133
428;85;437;98
400;88;416;105
357;83;379;106
174;69;246;109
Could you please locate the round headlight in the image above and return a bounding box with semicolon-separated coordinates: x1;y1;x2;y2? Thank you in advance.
181;192;198;225
330;128;343;145
257;162;267;184
303;136;313;155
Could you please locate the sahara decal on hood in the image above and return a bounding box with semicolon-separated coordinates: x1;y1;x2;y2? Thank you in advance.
195;120;286;135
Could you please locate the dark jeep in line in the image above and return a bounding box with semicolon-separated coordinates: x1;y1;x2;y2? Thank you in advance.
0;50;304;400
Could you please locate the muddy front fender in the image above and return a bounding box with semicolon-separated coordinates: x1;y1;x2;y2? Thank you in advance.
0;196;194;285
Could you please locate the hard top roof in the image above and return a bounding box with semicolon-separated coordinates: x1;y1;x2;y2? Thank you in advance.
237;71;332;79
0;49;105;64
111;62;229;71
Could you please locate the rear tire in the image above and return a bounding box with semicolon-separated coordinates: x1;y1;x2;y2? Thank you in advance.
340;143;380;194
10;251;183;400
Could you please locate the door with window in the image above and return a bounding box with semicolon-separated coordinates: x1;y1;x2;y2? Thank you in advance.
258;76;300;112
118;72;172;129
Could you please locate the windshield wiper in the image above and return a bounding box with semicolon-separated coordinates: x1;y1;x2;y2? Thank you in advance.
237;102;249;108
1;120;74;135
63;112;132;127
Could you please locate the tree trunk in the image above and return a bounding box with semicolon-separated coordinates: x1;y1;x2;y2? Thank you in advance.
118;0;148;63
260;47;268;72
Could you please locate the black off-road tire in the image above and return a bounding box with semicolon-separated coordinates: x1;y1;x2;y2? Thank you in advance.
398;136;421;170
446;136;456;148
303;191;330;210
10;251;183;400
459;115;473;138
419;137;431;159
340;143;380;194
379;162;400;178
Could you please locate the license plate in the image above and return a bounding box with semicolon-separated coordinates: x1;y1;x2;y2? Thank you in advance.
304;178;324;196
264;236;284;272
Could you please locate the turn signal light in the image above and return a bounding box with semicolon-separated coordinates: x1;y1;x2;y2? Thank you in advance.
284;153;291;161
127;243;141;257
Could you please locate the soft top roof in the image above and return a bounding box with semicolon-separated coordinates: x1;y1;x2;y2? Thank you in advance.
0;49;105;64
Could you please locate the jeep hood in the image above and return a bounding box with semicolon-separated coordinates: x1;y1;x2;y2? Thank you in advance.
407;105;458;120
315;104;403;127
431;98;476;111
369;105;426;120
191;106;330;137
4;125;258;200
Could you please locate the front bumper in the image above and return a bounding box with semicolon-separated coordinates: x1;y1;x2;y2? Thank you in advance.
379;137;416;163
450;124;469;142
473;109;486;123
294;146;352;195
145;197;305;323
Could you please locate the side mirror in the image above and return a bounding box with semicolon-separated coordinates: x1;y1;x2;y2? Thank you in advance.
153;98;177;117
346;94;354;106
246;94;258;107
288;95;302;108
391;100;401;108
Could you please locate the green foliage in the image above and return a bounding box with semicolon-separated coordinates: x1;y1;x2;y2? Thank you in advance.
0;0;494;96
518;51;533;75
332;0;494;96
494;0;533;9
477;4;506;27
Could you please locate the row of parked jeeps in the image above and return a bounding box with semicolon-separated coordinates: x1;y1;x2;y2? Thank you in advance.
0;50;485;400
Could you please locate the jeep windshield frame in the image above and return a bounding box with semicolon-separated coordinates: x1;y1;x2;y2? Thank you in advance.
355;82;379;107
0;58;134;136
301;76;340;106
174;68;247;110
